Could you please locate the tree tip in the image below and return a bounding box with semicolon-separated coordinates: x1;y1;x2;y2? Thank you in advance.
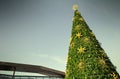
72;5;78;10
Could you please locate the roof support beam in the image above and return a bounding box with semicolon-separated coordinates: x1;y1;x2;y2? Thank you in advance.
12;67;16;79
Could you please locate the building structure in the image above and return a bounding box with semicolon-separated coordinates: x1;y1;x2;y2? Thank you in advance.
0;61;65;79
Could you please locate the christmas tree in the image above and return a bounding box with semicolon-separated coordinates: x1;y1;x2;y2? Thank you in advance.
65;5;120;79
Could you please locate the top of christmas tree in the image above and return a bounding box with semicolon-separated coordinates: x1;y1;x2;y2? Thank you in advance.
65;5;120;79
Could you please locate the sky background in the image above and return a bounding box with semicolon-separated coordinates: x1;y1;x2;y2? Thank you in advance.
0;0;120;75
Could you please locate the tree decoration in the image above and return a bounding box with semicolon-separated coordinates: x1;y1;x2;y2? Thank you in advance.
65;5;120;79
77;46;86;53
72;5;78;11
99;59;106;66
75;25;81;30
78;62;85;70
84;37;90;43
110;72;118;79
70;42;74;49
79;17;84;21
76;32;82;38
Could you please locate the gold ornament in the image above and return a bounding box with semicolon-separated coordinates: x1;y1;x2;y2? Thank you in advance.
70;42;74;49
76;32;82;38
84;37;89;43
99;59;106;66
77;46;86;53
110;72;118;79
78;62;85;70
75;25;81;30
72;5;78;10
79;18;84;21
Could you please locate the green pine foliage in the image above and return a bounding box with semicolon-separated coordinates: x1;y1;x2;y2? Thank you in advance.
65;8;120;79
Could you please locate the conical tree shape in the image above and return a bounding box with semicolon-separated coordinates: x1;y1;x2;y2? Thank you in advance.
65;5;120;79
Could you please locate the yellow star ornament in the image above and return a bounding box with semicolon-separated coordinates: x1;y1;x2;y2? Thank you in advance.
76;32;82;38
77;46;86;53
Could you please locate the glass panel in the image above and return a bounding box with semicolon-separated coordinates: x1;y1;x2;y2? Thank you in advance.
0;75;64;79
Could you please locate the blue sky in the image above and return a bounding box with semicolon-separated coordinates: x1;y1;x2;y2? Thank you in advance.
0;0;120;75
